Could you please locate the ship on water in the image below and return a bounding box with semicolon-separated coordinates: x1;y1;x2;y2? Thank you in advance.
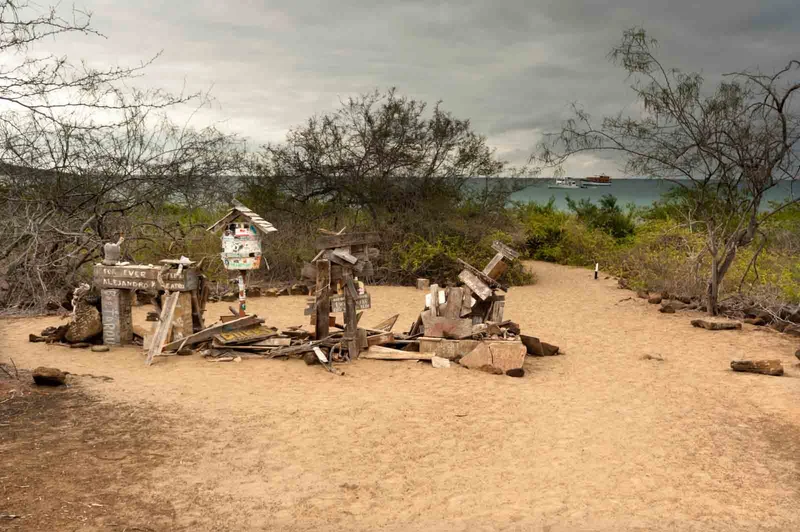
582;173;612;186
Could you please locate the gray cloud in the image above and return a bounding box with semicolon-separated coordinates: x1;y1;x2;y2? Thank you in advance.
36;0;800;175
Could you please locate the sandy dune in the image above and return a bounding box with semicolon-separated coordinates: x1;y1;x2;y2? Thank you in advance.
2;261;799;531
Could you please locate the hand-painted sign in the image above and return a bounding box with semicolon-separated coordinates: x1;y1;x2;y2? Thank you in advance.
93;265;198;291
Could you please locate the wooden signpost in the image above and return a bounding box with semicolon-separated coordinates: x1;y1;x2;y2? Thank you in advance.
306;231;381;361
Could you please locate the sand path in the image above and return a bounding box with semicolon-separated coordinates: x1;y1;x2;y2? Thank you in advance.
2;261;799;531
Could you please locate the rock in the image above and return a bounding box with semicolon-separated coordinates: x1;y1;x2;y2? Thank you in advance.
744;317;767;326
265;288;281;298
176;346;193;356
647;294;662;305
431;356;450;369
675;295;693;304
69;342;91;349
303;352;320;365
476;364;504;375
505;368;525;378
91;345;110;352
45;301;62;312
636;290;649;299
32;367;67;386
488;342;527;372
29;334;45;343
520;335;560;356
460;342;493;369
460;341;526;374
730;359;783;376
641;354;665;361
659;305;676;314
221;292;237;302
783;325;800;338
246;286;262;297
541;342;560;356
795;349;800;361
65;304;102;343
691;319;742;331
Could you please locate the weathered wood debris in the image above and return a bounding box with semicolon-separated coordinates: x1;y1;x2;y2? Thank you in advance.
398;241;562;377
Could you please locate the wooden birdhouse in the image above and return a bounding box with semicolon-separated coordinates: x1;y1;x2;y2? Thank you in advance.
207;200;277;271
207;200;277;316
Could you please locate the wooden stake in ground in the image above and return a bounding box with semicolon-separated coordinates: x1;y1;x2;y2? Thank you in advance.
344;275;359;360
145;291;180;366
315;260;331;340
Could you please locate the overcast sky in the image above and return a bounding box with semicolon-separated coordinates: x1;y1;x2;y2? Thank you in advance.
42;0;800;176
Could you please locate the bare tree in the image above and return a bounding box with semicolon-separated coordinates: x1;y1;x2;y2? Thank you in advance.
246;88;511;229
535;28;800;315
0;1;243;311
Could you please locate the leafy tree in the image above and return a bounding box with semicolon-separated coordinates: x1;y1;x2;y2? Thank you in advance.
535;28;800;314
245;89;516;231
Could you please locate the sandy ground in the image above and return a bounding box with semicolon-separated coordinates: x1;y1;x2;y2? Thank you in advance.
2;261;800;531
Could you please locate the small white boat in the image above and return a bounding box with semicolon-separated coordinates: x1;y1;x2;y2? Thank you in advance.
548;177;584;189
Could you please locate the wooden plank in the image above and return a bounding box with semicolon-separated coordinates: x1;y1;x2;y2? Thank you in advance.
332;248;358;264
100;289;133;346
488;295;506;323
314;232;381;250
94;265;198;291
145;292;180;366
214;325;279;345
458;270;492;301
366;331;395;347
491;240;520;260
482;253;508;280
421;314;474;340
440;287;463;319
174;291;194;339
362;346;434;361
330;293;370;313
161;315;264;352
344;274;359;360
429;284;441;316
315;260;331;339
460;286;474;318
371;314;399;332
458;259;508;292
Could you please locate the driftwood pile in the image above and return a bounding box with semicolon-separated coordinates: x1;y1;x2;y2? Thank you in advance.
401;241;561;376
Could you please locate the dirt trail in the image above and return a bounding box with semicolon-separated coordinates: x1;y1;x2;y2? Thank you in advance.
2;261;799;531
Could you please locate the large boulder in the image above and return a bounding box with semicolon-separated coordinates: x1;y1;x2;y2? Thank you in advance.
32;367;67;386
647;294;663;305
65;304;102;343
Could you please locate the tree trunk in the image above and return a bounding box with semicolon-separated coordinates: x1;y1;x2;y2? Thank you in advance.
706;254;720;316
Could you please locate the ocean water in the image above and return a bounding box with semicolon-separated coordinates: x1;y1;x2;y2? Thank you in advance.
471;178;799;211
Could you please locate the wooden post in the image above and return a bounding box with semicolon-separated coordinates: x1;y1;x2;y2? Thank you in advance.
315;260;331;340
100;289;133;345
344;272;359;360
174;291;195;339
237;271;247;317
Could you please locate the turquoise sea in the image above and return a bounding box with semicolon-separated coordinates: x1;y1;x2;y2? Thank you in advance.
471;178;799;211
